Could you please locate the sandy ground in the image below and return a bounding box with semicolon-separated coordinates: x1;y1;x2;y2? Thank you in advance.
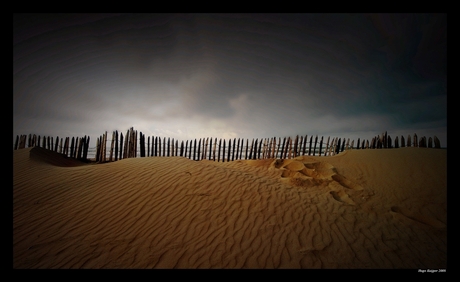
13;146;447;269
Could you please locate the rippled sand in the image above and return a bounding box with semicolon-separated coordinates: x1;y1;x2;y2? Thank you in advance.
13;146;447;268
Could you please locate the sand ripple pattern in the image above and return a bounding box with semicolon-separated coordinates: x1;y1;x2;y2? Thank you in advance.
13;147;447;268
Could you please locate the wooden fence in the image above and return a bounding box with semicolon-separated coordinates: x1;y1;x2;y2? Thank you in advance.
13;129;442;163
13;134;91;161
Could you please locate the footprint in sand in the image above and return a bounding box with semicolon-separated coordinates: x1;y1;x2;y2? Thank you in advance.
390;206;446;228
331;174;363;191
330;190;356;205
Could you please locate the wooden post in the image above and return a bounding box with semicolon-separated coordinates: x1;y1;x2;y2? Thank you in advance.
221;139;225;162
226;139;230;161
105;131;109;161
236;138;240;160
69;137;75;158
95;137;100;162
166;137;170;157
231;138;235;161
217;139;221;162
78;137;84;159
162;137;166;157
341;138;346;152
270;138;275;159
127;129;132;158
387;135;392;148
59;137;63;153
279;137;286;159
329;137;337;156
251;139;257;160
114;131;119;161
197;138;201;161
419;136;426;147
239;138;244;160
434;136;441;148
247;138;253;160
262;138;267;159
212;138;217;161
428;137;433;148
311;135;316;156
142;132;146;157
100;135;105;161
407;134;411;147
319;136;324;156
147;136;150;157
293;135;298;158
301;135;307;156
63;137;68;156
123;130;129;159
53;136;58;151
395;136;399;148
245;139;249;160
287;137;292;159
84;136;90;160
110;131;115;161
14;135;19;150
400;136;405;148
176;139;179;157
184;140;188;159
208;138;212;160
119;133;123;160
413;133;418;147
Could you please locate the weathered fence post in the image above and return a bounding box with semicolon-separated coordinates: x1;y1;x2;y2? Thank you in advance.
395;136;399;148
434;136;441;148
213;138;217;161
185;140;189;159
176;139;179;157
123;129;129;159
166;137;171;157
70;137;75;158
280;137;286;159
14;135;19;150
319;136;324;155
240;138;244;159
119;133;123;160
197;139;201;161
335;138;341;155
84;136;90;160
251;138;257;160
208;138;212;160
110;131;115;161
287;137;292;159
217;139;221;162
114;131;119;161
147;136;150;157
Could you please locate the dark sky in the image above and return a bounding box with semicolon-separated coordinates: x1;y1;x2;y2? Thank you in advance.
13;13;447;151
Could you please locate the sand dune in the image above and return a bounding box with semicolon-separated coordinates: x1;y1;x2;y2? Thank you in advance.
13;146;447;269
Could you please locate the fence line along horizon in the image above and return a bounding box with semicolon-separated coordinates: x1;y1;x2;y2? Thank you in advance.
13;127;442;163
